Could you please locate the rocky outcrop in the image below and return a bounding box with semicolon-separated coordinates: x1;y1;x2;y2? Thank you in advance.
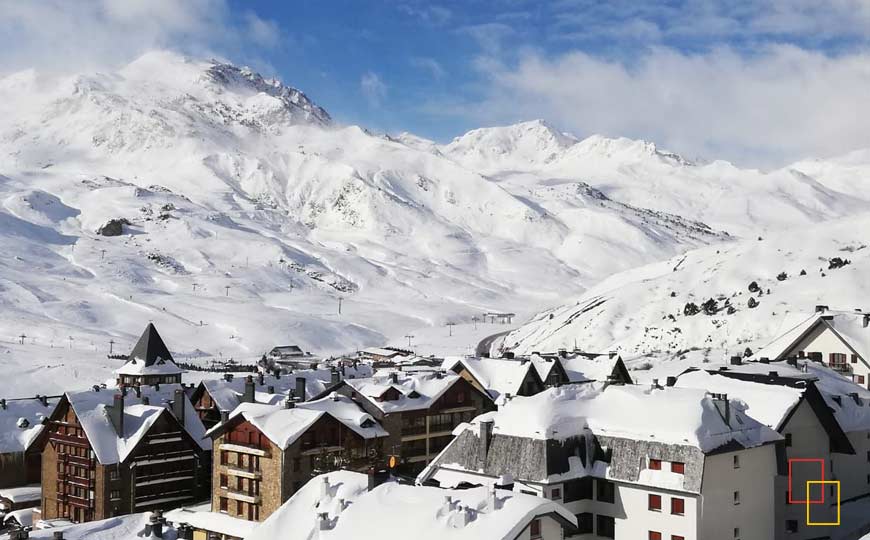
96;218;131;236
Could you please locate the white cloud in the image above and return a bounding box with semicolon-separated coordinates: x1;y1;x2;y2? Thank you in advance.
0;0;281;75
361;71;387;106
399;4;452;26
459;45;870;167
410;57;446;79
458;23;515;54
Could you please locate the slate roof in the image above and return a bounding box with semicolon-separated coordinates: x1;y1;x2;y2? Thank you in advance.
116;323;182;376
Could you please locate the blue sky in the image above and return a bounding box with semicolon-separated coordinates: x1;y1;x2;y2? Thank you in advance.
3;0;870;166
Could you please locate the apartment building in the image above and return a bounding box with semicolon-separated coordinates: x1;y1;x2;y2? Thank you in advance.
418;382;782;540
326;370;494;474
756;306;870;388
0;395;60;488
34;384;210;523
678;358;870;539
206;393;388;522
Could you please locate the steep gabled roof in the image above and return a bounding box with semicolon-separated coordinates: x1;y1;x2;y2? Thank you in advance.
444;357;540;400
117;323;182;376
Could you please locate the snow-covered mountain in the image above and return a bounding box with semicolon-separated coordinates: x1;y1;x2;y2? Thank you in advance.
0;51;868;395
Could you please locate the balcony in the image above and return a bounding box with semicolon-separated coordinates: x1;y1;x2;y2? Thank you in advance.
223;488;260;504
220;442;268;457
830;362;852;373
224;466;262;480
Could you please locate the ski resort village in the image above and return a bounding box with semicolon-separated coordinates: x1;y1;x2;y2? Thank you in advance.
6;2;870;539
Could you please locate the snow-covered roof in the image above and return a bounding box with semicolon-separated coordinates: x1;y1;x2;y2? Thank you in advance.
490;383;780;452
247;471;577;540
675;370;804;430
116;323;182;376
344;371;466;413
557;353;626;383
0;484;41;504
210;393;387;448
27;513;179;540
0;395;59;453
199;368;372;412
755;310;870;364
165;503;258;539
444;357;535;399
360;347;410;358
65;383;210;465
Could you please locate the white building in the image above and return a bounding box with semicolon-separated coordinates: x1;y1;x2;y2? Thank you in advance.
418;382;781;540
247;470;578;540
677;359;870;539
755;307;870;389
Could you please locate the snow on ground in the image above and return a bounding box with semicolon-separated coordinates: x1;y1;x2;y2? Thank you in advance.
504;213;870;376
0;52;868;399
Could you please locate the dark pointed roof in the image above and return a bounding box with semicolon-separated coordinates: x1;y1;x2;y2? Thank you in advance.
128;323;174;365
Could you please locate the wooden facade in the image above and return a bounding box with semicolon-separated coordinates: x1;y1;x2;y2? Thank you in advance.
38;397;208;524
211;414;385;523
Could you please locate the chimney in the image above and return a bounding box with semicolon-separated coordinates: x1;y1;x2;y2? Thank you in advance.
759;357;770;364
224;373;234;382
558;348;567;359
267;385;275;394
435;371;444;379
443;495;455;513
711;393;730;426
172;388;185;427
295;377;307;402
488;484;502;511
651;378;660;389
0;399;5;410
478;420;494;462
109;393;125;436
134;385;142;398
786;357;798;367
242;375;255;404
389;372;398;384
320;476;330;497
317;512;330;531
154;383;160;391
273;368;281;379
816;305;829;313
142;396;150;406
666;376;677;387
331;369;341;386
730;355;742;366
285;397;296;409
146;510;163;538
258;372;265;386
502;351;514;359
864;314;870;328
519;357;529;365
220;410;229;424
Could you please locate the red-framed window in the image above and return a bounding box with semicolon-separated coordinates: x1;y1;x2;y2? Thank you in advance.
649;532;662;540
671;497;685;515
649;459;662;470
671;461;685;474
649;494;661;511
672;536;685;540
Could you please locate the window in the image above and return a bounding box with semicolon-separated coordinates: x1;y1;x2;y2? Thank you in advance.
596;479;615;503
671;461;685;474
109;469;120;480
734;527;740;538
563;477;593;502
672;536;685;540
221;450;228;465
649;532;662;540
733;455;740;469
733;491;740;505
852;354;859;364
784;433;792;447
786;519;798;533
671;497;685;515
576;513;593;534
858;375;866;385
596;515;615;539
648;494;661;511
830;353;847;367
109;490;120;500
649;458;662;470
220;474;227;489
219;497;228;512
550;487;561;500
529;519;541;539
